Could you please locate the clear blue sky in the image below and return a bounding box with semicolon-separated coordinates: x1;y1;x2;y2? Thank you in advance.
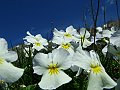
0;0;119;47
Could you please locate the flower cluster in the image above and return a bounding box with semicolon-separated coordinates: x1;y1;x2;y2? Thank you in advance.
1;25;119;90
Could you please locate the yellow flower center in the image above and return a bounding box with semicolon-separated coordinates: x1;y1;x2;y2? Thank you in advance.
116;52;120;56
61;43;71;50
0;58;4;64
64;33;72;38
91;64;102;74
48;63;59;75
35;42;41;46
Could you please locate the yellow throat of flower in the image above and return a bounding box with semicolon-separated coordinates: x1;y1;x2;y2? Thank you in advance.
61;43;71;50
91;64;102;74
48;63;59;75
64;33;72;38
0;58;4;64
35;42;41;46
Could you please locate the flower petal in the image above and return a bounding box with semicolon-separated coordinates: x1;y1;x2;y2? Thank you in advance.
52;48;69;66
82;39;92;48
114;39;120;47
87;72;103;90
80;28;90;38
96;27;102;32
73;46;91;70
33;45;44;51
0;38;8;55
101;71;117;89
110;36;120;47
33;53;50;68
87;71;117;90
52;36;63;44
27;31;33;36
102;45;108;56
2;51;18;62
70;65;79;72
23;36;36;43
40;38;48;46
102;30;112;38
0;60;24;83
75;67;82;76
66;26;77;35
53;28;64;37
33;66;47;75
39;70;72;89
89;50;100;63
35;34;42;40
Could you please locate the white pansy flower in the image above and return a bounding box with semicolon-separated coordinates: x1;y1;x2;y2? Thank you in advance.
74;28;92;48
59;42;74;56
53;37;74;56
73;46;117;90
0;38;24;83
91;27;116;44
53;26;77;43
23;31;48;51
33;48;72;89
102;29;113;38
110;36;120;47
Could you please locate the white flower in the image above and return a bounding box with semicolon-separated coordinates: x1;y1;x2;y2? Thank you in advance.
73;46;117;90
110;36;120;47
102;29;114;38
53;26;77;43
59;42;74;56
23;31;48;51
33;48;72;89
0;38;24;83
74;28;92;48
53;35;75;55
92;26;116;43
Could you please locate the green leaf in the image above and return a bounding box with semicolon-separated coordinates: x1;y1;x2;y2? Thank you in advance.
19;85;37;90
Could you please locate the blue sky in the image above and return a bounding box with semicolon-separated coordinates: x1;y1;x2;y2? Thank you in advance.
0;0;119;47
